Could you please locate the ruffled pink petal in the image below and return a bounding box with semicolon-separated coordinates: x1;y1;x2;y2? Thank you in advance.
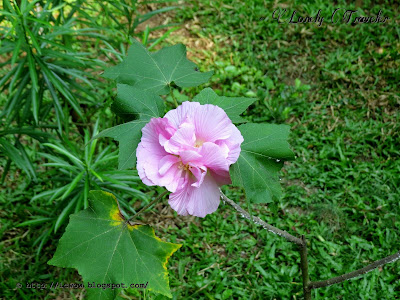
164;101;200;129
228;123;244;145
168;172;190;216
140;117;176;148
136;143;155;186
163;122;196;154
137;118;180;191
179;150;202;165
159;164;183;192
216;140;241;165
175;171;189;191
197;142;229;173
137;143;166;187
169;171;220;218
216;142;229;160
215;124;243;165
159;155;180;176
156;155;183;192
186;172;220;217
138;101;244;218
188;164;207;188
209;169;231;186
193;104;232;143
141;154;181;192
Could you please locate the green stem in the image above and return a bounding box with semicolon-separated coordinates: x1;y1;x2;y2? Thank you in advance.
128;190;169;222
170;88;179;108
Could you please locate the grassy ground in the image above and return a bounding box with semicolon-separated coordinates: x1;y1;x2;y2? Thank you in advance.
162;0;400;299
1;0;399;299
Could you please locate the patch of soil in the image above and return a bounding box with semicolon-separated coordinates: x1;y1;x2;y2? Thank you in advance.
136;2;215;61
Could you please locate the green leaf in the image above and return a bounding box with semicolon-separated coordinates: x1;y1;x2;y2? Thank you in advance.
142;25;150;46
230;123;295;203
88;119;100;164
48;185;70;203
31;87;39;123
48;190;181;299
137;6;178;25
11;37;22;66
0;64;18;88
89;168;103;182
15;140;36;180
17;217;54;227
31;190;58;203
112;84;165;121
147;26;179;51
0;127;52;141
43;143;84;169
41;71;64;131
84;174;89;209
193;88;256;123
37;57;83;120
103;39;213;95
8;58;26;93
54;194;79;233
23;0;42;16
95;120;148;170
25;27;42;55
1;0;16;14
96;87;165;170
0;138;35;179
96;173;129;187
61;171;84;200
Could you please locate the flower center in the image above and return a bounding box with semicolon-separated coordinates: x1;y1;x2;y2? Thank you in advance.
178;161;190;171
194;138;204;148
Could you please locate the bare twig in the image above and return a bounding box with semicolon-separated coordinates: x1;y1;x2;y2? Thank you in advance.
220;191;304;246
221;190;400;299
299;235;311;300
309;250;400;289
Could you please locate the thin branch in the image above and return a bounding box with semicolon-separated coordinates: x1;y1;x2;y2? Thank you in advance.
220;191;304;246
170;87;179;108
220;190;400;298
299;235;311;300
309;250;400;289
128;190;169;222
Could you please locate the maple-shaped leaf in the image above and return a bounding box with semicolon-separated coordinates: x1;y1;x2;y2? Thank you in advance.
230;123;295;203
48;191;181;299
103;39;213;94
193;88;256;123
111;84;165;121
95;85;165;170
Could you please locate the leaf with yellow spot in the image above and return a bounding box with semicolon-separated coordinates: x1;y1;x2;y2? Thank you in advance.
48;190;181;299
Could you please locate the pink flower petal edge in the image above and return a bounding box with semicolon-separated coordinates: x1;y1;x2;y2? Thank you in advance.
136;101;244;217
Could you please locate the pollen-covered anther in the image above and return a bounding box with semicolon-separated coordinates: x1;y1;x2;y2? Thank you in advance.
178;161;190;171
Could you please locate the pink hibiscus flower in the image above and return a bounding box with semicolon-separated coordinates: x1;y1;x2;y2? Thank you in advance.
136;101;243;217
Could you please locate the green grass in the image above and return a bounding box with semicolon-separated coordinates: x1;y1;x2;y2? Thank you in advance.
161;0;399;299
0;175;80;299
1;0;399;299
